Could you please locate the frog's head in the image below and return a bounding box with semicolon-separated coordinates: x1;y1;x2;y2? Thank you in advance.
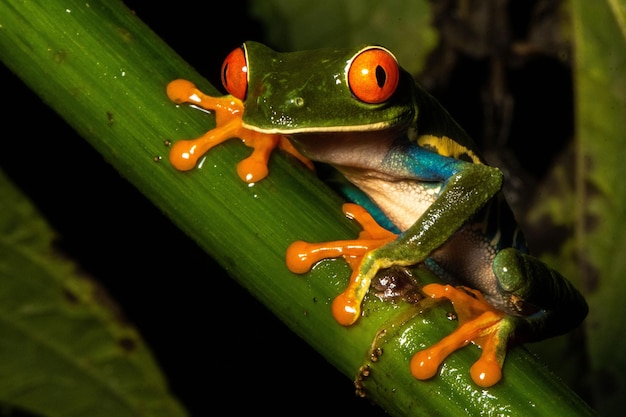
220;41;417;135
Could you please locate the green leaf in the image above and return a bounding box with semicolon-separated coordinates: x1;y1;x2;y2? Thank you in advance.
0;168;187;417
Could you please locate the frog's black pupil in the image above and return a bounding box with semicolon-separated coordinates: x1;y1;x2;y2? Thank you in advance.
375;65;386;88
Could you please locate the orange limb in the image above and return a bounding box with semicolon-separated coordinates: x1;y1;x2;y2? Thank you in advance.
166;79;313;182
410;283;509;387
286;203;397;325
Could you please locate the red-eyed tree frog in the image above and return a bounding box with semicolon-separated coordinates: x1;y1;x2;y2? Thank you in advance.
166;41;588;387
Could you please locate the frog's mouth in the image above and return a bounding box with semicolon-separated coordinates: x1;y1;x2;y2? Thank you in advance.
241;119;399;135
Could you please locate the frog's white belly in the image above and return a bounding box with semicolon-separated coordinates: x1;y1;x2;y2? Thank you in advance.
339;169;441;232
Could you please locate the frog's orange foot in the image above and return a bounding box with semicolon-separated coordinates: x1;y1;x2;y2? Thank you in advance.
410;284;512;387
167;79;313;182
286;203;397;326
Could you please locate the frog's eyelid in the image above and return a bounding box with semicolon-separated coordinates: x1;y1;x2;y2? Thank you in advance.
221;45;249;100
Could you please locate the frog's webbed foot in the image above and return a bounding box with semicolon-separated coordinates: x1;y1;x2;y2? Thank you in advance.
410;284;512;387
166;79;313;183
286;203;398;325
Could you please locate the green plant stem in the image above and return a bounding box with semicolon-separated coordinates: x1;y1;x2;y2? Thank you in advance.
0;1;596;416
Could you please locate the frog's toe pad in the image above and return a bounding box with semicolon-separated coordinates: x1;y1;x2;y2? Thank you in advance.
237;156;269;183
470;354;502;387
332;292;361;326
166;79;197;103
169;139;201;171
410;283;509;387
410;345;453;380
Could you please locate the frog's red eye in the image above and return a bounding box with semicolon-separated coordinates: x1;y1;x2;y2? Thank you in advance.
221;46;248;100
347;47;400;104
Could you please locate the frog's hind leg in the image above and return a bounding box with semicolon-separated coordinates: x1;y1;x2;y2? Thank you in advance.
492;248;588;340
409;246;586;388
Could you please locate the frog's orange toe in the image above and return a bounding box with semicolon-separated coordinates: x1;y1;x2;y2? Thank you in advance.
470;356;502;388
332;293;361;326
169;139;201;171
237;158;269;183
167;79;197;103
285;241;316;274
410;349;444;380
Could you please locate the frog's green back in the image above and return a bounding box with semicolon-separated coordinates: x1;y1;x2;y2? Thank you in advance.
410;83;486;164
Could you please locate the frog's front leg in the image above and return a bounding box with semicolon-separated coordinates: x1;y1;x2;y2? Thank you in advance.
288;162;504;327
166;79;313;183
287;203;398;325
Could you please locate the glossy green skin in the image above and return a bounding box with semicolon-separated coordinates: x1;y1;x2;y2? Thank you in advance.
241;41;587;343
241;42;415;133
